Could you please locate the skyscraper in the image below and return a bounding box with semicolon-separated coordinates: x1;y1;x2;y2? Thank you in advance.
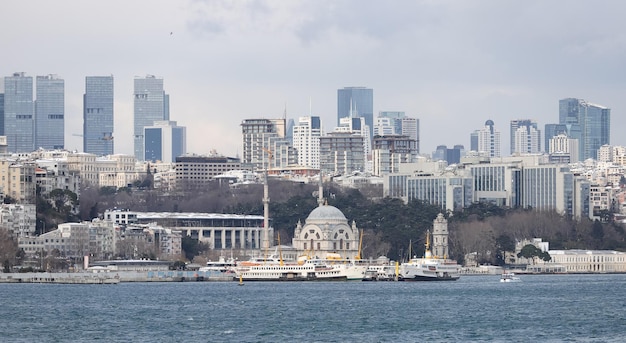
510;119;540;154
84;76;114;156
0;93;4;136
559;98;610;161
4;72;34;153
144;120;186;163
240;118;286;170
133;75;169;161
544;123;568;153
35;75;64;150
293;116;322;168
337;87;373;139
472;120;501;157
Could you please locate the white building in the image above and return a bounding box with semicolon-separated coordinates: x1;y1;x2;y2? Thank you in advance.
144;120;187;163
292;116;322;168
473;120;501;158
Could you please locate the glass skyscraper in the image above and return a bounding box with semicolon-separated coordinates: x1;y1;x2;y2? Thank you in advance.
35;75;65;150
4;72;34;153
133;75;169;161
337;87;373;139
144;120;186;163
558;98;610;161
84;76;114;156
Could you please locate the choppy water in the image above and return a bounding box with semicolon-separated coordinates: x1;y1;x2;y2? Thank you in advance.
1;274;625;342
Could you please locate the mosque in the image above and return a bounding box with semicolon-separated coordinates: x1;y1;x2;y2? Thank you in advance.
290;177;361;259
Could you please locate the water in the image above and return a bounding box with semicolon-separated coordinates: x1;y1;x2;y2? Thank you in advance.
1;274;625;342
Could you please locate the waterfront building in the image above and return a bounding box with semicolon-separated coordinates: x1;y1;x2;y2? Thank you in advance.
319;132;365;175
536;249;626;273
104;209;272;252
291;204;360;260
511;119;540;154
559;98;610;161
337;87;373;139
372;135;418;176
133;75;169;161
35;75;64;150
4;72;34;153
174;154;242;188
83;76;114;156
144;120;186;163
240;118;286;171
292;116;322;168
471;120;501;157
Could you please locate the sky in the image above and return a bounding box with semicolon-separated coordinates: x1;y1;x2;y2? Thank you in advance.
2;0;625;158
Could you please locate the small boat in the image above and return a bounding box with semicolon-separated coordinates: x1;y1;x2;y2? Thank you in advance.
500;271;521;282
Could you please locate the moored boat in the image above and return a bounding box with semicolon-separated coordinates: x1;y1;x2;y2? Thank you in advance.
399;227;461;282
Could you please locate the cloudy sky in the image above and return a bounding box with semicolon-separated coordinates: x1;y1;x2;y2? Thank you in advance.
2;0;625;157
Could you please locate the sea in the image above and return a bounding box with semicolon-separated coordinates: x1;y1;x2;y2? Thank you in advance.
1;274;625;343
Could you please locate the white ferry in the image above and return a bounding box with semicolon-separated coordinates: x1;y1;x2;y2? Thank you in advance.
198;256;237;273
235;254;367;281
399;231;460;282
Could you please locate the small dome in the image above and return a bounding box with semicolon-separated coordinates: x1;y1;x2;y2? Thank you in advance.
306;205;347;222
485;119;494;126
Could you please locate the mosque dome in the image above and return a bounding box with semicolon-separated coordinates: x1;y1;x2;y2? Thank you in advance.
306;205;347;223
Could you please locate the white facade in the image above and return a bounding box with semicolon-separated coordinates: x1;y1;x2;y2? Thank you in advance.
542;250;626;273
475;120;501;157
513;124;541;154
293;116;322;168
549;134;579;163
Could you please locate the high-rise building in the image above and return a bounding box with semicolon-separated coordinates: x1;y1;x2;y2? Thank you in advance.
559;98;610;161
0;93;4;136
319;132;365;175
293;116;322;168
144;120;186;163
133;75;169;161
84;76;114;156
511;119;540;154
35;75;65;150
471;120;501;157
544;123;568;153
510;119;540;154
401;117;420;153
337;87;373;139
432;144;464;165
372;135;418;176
240;118;286;170
548;134;579;164
4;72;34;153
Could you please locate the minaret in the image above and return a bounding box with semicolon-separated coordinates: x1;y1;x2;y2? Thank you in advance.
432;213;449;258
262;168;270;251
317;172;324;206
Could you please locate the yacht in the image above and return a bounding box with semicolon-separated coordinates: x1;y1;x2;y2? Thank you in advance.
399;231;461;281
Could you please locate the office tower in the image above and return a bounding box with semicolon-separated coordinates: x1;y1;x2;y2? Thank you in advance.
432;145;464;165
241;118;286;170
4;72;34;153
510;119;540;154
293;116;322;168
84;76;114;156
337;87;373;139
144;120;186;163
133;75;169;161
472;120;501;157
377;111;404;135
544;123;568;153
0;93;4;136
559;98;610;161
35;75;65;150
511;119;540;154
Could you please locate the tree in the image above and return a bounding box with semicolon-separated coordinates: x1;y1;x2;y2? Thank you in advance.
0;230;19;272
517;244;551;264
181;236;209;261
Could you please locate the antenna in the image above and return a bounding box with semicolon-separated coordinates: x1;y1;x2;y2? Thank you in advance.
309;97;312;116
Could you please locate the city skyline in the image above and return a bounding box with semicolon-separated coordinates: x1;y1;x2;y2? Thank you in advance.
2;1;626;158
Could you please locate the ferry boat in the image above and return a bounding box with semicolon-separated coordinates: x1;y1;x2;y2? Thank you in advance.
399;231;461;282
198;256;237;273
235;254;367;281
